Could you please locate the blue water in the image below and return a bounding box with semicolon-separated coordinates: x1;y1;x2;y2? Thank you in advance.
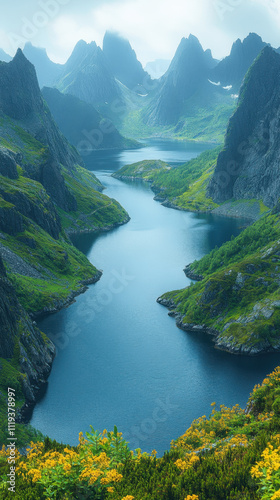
31;140;280;455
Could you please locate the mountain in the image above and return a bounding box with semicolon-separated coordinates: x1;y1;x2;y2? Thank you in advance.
210;33;268;88
103;31;152;93
23;42;63;87
0;49;129;430
0;49;12;62
145;34;218;125
56;40;121;109
208;46;280;208
42;87;138;151
144;59;171;79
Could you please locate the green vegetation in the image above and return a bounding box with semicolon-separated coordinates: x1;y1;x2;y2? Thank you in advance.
61;166;129;233
159;212;280;353
114;147;221;212
2;368;280;498
118;91;236;144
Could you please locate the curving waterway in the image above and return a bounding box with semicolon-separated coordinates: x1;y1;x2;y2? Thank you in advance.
31;139;280;455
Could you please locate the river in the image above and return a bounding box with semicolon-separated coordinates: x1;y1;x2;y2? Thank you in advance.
31;139;280;455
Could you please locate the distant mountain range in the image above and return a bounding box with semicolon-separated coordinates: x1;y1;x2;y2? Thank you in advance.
10;31;279;143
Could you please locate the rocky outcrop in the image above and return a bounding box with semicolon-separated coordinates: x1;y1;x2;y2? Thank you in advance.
0;148;19;179
0;255;55;405
36;156;77;213
184;264;204;281
208;47;280;208
0;206;24;236
0;183;62;239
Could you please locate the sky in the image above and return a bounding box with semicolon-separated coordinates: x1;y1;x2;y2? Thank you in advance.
0;0;280;66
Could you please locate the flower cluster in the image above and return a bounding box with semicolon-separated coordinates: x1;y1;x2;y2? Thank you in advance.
251;436;280;499
15;427;129;498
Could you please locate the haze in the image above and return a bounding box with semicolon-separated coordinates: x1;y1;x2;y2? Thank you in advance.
0;0;279;66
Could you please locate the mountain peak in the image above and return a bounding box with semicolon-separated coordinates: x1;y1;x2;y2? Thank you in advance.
0;49;42;120
208;46;280;206
103;31;151;91
211;32;268;87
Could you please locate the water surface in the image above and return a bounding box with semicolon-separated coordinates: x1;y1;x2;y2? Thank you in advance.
31;140;280;455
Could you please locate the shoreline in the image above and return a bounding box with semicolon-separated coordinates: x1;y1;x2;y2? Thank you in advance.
157;297;279;357
17;215;131;425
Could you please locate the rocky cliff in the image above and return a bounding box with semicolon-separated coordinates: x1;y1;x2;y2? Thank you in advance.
0;253;55;405
146;35;217;125
208;47;280;208
210;33;268;88
56;40;122;108
103;31;152;93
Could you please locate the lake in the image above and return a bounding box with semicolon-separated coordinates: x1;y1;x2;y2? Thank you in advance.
31;139;280;455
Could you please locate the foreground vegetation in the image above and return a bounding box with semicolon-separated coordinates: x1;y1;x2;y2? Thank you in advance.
2;368;280;498
159;211;280;354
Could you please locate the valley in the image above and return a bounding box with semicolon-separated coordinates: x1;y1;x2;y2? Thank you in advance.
1;20;280;499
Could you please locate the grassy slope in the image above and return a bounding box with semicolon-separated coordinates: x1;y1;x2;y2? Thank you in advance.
118;85;237;144
159;212;280;353
114;148;221;212
0;121;130;445
114;147;269;217
2;367;280;499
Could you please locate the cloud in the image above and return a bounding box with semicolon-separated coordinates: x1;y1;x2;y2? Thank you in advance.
0;0;279;64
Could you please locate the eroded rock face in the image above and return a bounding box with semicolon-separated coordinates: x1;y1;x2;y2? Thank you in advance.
208;47;280;208
210;33;268;88
0;148;18;179
146;34;217;125
0;255;55;402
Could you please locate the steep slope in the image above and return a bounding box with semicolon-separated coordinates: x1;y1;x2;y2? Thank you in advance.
210;33;268;89
156;48;280;355
42;87;138;151
103;31;152;93
23;42;63;88
208;46;280;208
0;253;55;408
146;34;218;126
56;40;122;109
0;49;130;431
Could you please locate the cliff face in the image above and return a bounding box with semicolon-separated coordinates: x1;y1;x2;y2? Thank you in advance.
103;31;152;93
146;34;217;125
56;40;121;108
208;47;280;208
0;255;55;403
210;33;268;88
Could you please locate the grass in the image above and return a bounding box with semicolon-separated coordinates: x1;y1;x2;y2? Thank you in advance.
159;213;280;352
114;147;221;212
2;367;280;498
